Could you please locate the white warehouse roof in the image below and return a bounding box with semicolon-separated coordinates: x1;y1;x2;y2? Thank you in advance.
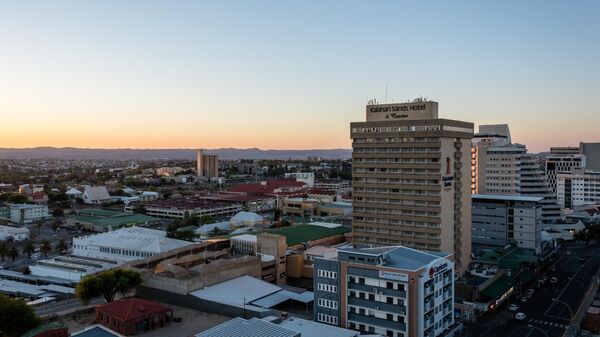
74;227;193;255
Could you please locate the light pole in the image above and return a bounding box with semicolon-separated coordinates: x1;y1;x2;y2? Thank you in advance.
552;298;574;323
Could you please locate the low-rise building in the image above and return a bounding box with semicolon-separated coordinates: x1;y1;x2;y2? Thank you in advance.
314;179;351;194
0;225;30;241
8;203;50;224
196;316;359;337
284;172;315;187
82;186;112;205
67;209;160;232
96;298;173;336
124;197;242;220
72;226;194;262
29;255;121;282
314;246;456;337
558;170;600;209
18;184;44;195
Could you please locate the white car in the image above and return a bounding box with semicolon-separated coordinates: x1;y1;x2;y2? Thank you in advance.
550;277;558;284
515;312;527;321
520;296;528;303
508;304;519;311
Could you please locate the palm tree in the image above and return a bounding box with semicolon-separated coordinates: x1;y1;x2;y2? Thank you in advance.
40;240;52;257
23;242;35;259
8;246;18;262
56;239;68;255
0;243;7;262
51;221;60;232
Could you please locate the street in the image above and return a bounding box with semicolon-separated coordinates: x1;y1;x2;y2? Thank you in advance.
463;243;600;337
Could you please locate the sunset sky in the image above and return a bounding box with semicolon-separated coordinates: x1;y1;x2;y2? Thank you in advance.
1;1;599;152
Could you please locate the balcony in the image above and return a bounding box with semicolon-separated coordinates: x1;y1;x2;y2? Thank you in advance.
347;297;406;315
347;312;407;331
347;282;407;298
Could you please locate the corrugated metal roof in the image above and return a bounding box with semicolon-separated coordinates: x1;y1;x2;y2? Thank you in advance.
195;317;299;337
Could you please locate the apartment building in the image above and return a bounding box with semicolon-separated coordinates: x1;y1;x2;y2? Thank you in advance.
196;149;219;179
313;246;456;337
350;101;473;273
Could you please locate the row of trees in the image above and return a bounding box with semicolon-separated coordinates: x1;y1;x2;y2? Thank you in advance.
0;239;68;262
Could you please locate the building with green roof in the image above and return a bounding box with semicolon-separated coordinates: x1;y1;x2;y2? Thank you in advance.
67;208;161;232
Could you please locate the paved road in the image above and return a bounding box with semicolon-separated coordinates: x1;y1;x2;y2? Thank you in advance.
463;242;600;337
35;297;104;317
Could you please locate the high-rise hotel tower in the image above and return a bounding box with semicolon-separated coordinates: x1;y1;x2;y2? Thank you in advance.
350;101;473;273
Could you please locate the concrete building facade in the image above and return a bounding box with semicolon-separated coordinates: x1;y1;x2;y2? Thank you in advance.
350;101;473;273
8;203;50;224
471;194;543;253
471;125;560;223
313;246;456;337
196;149;219;179
557;170;600;209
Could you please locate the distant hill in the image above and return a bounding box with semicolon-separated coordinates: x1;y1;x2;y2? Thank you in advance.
0;147;352;160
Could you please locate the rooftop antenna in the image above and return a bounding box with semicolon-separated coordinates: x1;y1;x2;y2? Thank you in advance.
385;85;388;103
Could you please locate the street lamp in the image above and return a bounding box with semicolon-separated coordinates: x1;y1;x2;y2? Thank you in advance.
552;298;574;323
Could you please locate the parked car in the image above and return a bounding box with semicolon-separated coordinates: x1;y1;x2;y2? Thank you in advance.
520;296;528;303
509;304;519;311
540;275;548;282
515;312;527;321
550;277;558;284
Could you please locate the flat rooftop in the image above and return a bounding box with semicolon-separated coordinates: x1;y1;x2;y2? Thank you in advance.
338;245;451;271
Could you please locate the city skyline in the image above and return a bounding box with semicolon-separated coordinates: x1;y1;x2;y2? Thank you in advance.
1;1;599;152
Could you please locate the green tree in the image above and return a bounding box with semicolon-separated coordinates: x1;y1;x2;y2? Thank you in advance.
51;221;61;232
75;269;142;304
132;204;147;215
8;246;18;262
174;230;198;241
0;242;7;261
6;193;30;204
200;215;214;225
23;242;35;259
0;293;41;337
40;240;52;257
52;208;64;217
56;239;68;255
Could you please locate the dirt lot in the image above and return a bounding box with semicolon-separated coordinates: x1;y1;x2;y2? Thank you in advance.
60;303;230;337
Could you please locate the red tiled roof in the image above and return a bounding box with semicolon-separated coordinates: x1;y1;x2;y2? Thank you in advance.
96;298;171;321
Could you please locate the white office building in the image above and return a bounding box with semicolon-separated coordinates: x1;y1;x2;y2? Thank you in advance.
284;172;315;187
557;170;600;209
0;225;30;241
8;204;50;224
